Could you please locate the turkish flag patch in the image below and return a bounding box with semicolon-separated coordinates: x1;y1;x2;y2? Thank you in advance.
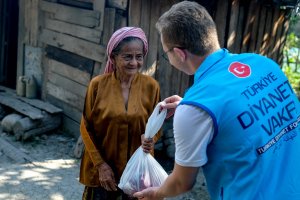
228;62;251;78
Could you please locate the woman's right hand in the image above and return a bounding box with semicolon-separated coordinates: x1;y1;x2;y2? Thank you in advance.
97;162;118;191
161;95;182;118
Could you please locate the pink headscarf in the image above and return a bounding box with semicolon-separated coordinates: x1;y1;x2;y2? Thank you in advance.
104;27;148;74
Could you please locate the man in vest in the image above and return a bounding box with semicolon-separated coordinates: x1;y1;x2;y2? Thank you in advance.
134;1;300;200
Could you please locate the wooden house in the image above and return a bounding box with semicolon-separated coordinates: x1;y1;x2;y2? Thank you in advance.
0;0;298;138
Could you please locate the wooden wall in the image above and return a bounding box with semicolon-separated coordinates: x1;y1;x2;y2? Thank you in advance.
213;0;290;64
16;0;293;137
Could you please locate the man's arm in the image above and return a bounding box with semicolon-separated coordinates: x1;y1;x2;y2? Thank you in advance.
133;163;199;199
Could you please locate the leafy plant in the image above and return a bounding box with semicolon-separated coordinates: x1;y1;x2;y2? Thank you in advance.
282;17;300;98
282;65;300;97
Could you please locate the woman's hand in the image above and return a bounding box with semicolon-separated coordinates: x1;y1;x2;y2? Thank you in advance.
97;162;118;191
141;134;154;153
161;95;182;118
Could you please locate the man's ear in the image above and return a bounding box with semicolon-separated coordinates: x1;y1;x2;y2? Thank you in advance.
173;47;186;62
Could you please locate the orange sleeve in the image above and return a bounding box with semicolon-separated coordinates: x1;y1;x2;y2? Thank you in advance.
80;78;104;167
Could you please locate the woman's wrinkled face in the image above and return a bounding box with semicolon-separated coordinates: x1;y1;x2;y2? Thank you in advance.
112;39;144;76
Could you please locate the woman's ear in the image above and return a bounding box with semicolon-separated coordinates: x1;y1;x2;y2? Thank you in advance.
173;47;186;62
110;55;116;65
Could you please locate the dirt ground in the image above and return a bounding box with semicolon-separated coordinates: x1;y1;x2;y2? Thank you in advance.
0;130;210;200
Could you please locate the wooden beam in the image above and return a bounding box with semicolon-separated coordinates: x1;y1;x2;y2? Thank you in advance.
45;45;94;74
44;18;101;43
0;93;43;120
260;7;273;55
40;0;100;28
213;0;229;48
242;1;259;53
39;28;106;63
102;8;115;45
269;8;280;60
227;0;239;52
93;0;105;35
57;0;93;10
28;0;39;46
273;11;285;63
0;137;33;163
107;0;128;11
255;6;267;54
47;71;87;98
46;93;83;123
129;0;141;27
46;82;85;110
145;0;160;71
46;57;90;87
62;115;81;138
17;0;26;82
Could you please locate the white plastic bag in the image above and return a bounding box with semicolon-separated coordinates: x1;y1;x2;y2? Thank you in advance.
118;102;168;195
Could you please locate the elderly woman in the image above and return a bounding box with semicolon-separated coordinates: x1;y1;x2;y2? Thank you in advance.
79;27;162;200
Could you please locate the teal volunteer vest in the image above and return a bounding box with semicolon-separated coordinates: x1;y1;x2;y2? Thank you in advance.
180;49;300;200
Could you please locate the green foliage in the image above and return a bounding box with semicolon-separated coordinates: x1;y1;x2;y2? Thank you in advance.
282;65;300;97
282;22;300;97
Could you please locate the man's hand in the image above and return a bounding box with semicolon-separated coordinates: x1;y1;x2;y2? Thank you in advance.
97;162;117;191
141;134;154;153
133;187;163;200
161;95;182;118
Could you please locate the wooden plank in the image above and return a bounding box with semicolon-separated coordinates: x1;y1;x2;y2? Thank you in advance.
13;113;61;141
145;0;160;71
0;94;43;120
93;0;105;32
241;1;257;52
23;0;39;46
0;137;33;163
45;45;94;74
39;28;106;63
260;7;273;55
57;0;93;10
48;71;87;98
75;0;93;2
227;0;239;52
44;18;101;43
40;0;100;28
102;8;116;45
62;115;80;138
140;0;151;68
234;3;245;53
0;85;62;114
91;61;104;77
17;0;25;81
213;0;229;48
273;11;285;62
248;2;261;52
269;8;280;60
128;0;141;27
255;6;267;54
114;10;127;30
46;94;83;122
107;0;128;11
155;0;177;99
17;98;62;114
74;135;84;158
47;58;90;86
278;15;290;65
46;82;85;110
140;0;150;40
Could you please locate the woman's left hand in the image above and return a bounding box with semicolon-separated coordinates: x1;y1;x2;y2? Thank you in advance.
141;134;154;153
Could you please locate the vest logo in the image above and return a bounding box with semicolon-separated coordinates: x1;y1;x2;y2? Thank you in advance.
228;62;251;78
